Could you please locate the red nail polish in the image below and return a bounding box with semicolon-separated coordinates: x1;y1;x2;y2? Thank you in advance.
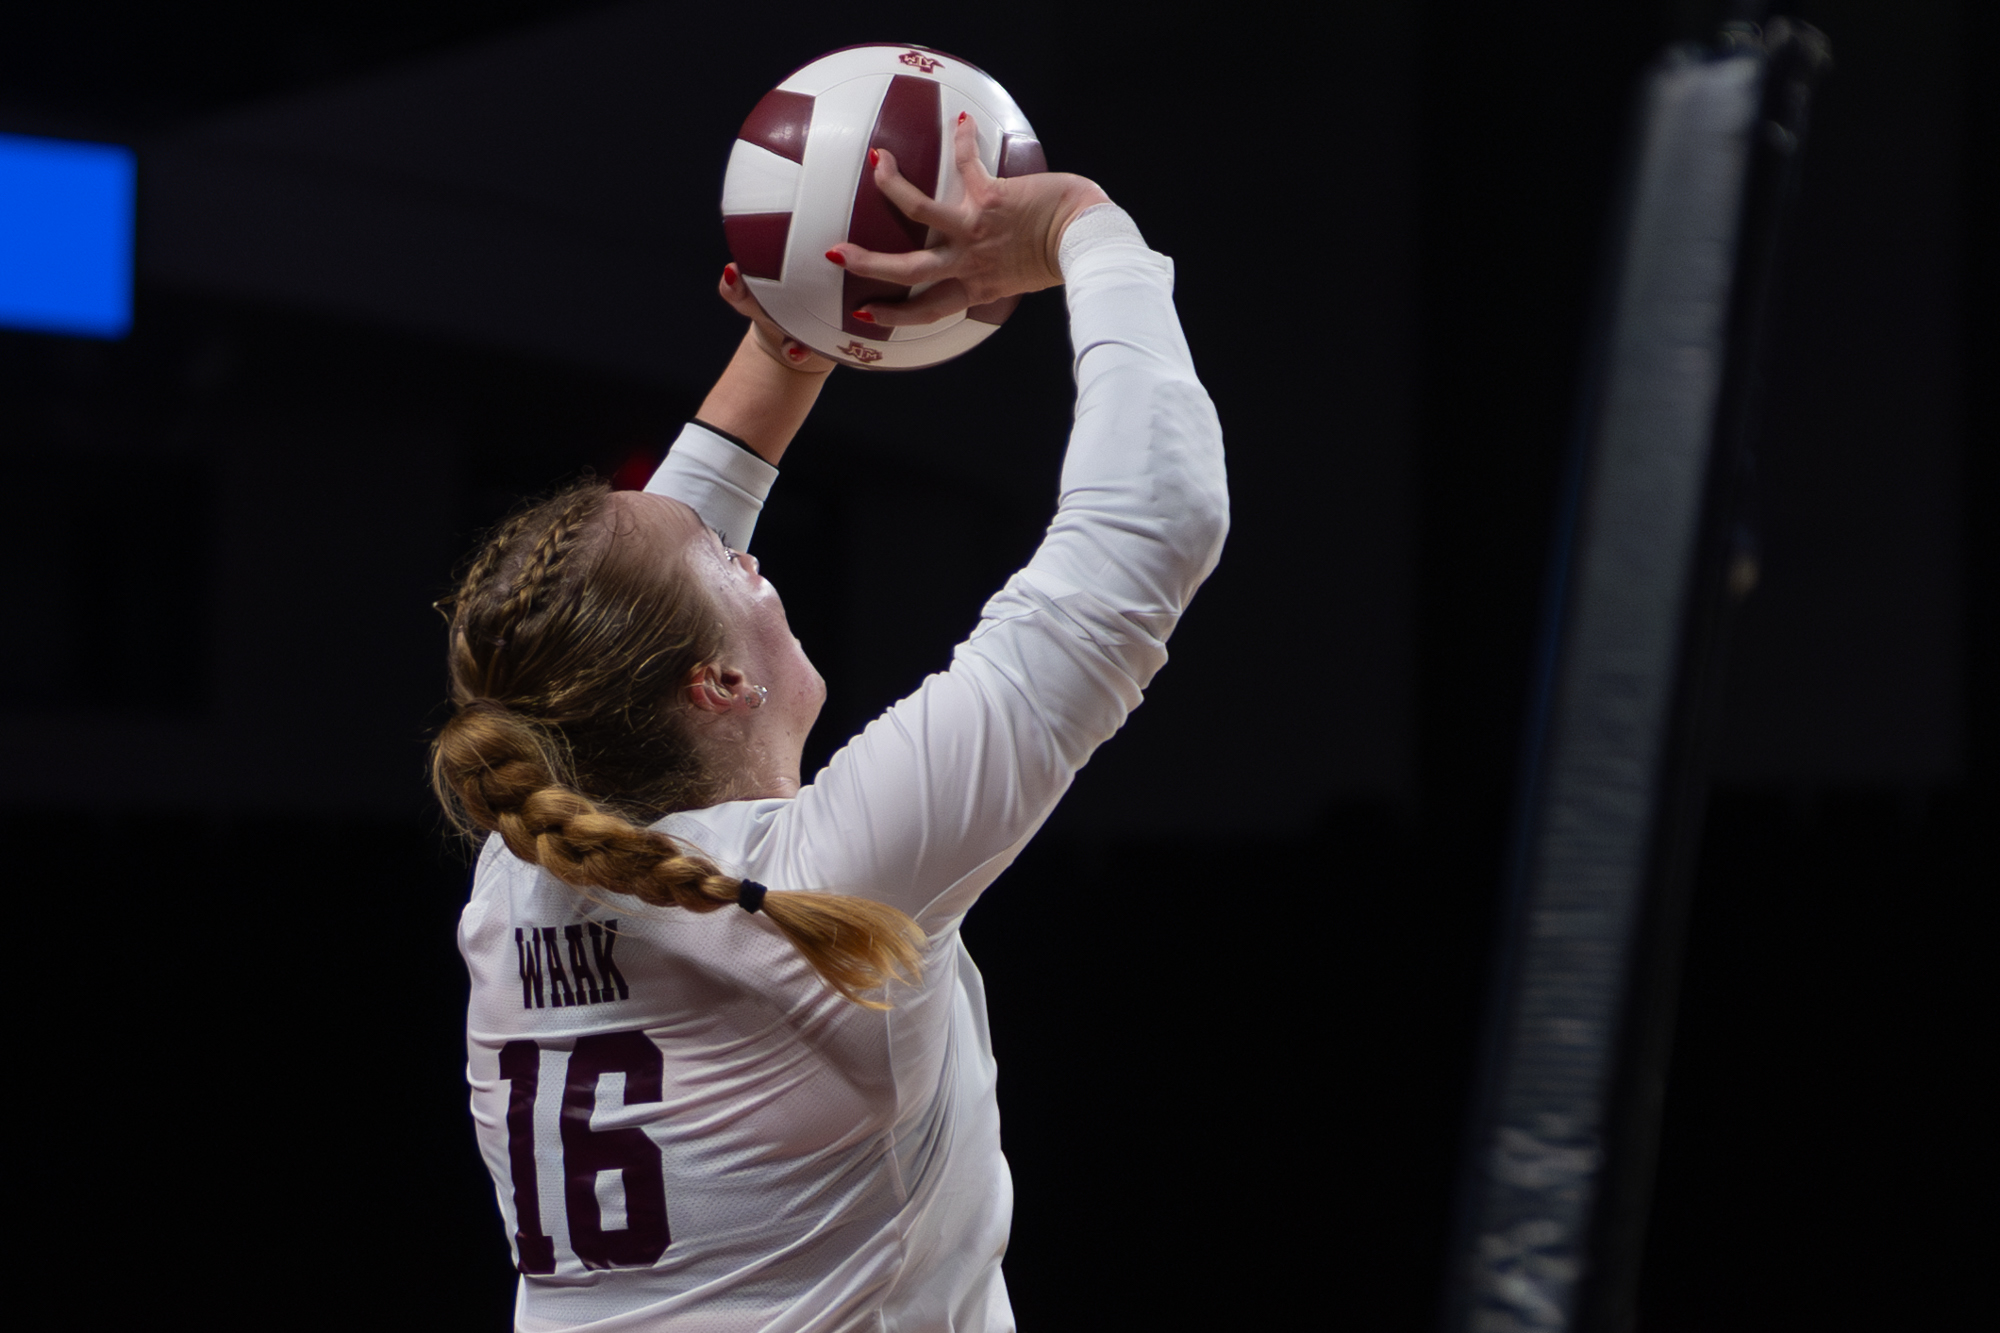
851;310;876;323
958;111;967;124
722;264;737;286
787;345;806;360
825;249;846;267
868;148;880;168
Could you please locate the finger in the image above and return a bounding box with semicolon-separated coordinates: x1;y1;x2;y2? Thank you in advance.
727;284;786;342
777;337;834;372
951;111;992;190
719;262;773;321
721;265;832;371
856;279;970;329
723;266;790;340
827;241;952;287
749;323;832;373
869;147;954;230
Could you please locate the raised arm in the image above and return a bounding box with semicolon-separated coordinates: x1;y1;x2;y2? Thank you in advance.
675;133;1224;936
645;123;1223;940
756;204;1224;935
695;267;836;466
643;268;834;552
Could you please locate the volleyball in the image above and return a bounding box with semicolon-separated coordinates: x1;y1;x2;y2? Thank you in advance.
721;44;1047;370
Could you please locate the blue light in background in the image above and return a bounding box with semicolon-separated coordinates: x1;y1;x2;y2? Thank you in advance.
0;133;136;338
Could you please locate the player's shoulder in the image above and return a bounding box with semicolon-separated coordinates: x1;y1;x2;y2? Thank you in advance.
656;798;795;877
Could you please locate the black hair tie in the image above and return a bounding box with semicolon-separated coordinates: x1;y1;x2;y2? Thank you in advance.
736;879;769;914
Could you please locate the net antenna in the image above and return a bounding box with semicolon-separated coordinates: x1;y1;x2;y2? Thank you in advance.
1439;18;1831;1333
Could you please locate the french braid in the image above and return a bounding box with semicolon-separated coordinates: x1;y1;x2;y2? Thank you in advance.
493;488;598;633
431;483;923;1007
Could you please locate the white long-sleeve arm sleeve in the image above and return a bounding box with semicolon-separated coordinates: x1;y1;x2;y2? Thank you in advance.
656;206;1227;936
644;420;778;552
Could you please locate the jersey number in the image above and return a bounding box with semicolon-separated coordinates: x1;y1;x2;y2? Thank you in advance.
500;1031;670;1274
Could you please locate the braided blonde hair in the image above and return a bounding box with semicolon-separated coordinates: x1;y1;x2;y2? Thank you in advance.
431;482;922;1007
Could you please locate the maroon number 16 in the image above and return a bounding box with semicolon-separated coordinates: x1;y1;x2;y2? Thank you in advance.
499;1031;671;1273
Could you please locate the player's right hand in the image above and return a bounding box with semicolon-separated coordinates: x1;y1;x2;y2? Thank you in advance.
719;263;834;374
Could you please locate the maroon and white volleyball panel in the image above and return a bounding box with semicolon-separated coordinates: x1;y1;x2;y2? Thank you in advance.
721;45;1047;370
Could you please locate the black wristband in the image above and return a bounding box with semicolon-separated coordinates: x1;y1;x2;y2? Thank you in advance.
691;418;765;462
736;879;769;914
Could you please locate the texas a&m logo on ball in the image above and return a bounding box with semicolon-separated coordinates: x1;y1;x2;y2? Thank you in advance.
721;44;1048;371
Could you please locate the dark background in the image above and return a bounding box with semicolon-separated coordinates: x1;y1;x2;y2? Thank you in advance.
2;2;1986;1328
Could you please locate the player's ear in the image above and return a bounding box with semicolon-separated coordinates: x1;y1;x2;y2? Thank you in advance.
685;664;750;713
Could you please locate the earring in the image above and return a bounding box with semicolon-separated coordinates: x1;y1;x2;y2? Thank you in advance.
745;684;768;709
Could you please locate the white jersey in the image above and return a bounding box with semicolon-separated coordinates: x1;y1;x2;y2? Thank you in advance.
458;206;1227;1332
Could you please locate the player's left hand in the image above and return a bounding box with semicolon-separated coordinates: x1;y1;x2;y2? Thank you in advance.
828;113;1111;329
719;263;835;374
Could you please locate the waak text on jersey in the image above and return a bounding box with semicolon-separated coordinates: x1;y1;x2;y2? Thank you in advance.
515;923;630;1009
